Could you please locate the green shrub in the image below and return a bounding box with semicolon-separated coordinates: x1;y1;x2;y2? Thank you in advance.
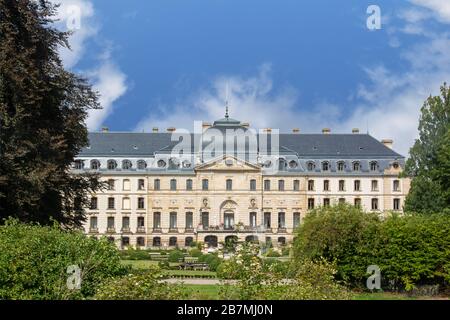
94;266;187;300
0;219;128;300
168;250;184;263
293;204;450;290
266;249;281;257
189;248;202;258
198;253;222;271
281;247;290;256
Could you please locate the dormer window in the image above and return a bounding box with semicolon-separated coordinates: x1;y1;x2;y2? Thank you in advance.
182;160;192;168
107;160;117;170
289;160;298;169
307;162;315;171
157;160;166;168
337;161;345;172
74;160;84;170
353;161;361;172
370;161;378;171
90;160;100;170
322;161;330;171
122;160;132;170
137;160;147;170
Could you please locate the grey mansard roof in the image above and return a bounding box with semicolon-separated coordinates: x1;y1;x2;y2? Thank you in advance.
80;131;403;159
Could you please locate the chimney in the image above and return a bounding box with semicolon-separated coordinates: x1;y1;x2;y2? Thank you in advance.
101;127;109;133
202;122;212;130
352;128;360;134
167;127;176;133
382;139;393;149
152;127;159;133
322;128;331;134
242;122;250;128
264;128;272;133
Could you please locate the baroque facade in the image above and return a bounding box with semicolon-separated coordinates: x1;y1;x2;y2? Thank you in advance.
73;115;410;249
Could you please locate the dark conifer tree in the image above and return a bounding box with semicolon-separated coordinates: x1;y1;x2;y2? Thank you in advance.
0;0;103;227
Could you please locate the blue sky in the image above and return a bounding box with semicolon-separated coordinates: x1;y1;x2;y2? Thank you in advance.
52;0;450;156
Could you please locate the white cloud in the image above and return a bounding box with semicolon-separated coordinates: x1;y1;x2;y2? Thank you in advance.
49;0;128;130
409;0;450;23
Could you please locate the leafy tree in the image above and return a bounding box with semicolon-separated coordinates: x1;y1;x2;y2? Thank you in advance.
0;219;128;300
404;83;450;214
0;0;102;227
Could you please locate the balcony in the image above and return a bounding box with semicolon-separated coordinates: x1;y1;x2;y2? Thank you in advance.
185;228;195;233
106;227;116;233
136;226;146;233
89;227;98;233
152;227;162;233
277;227;287;233
121;227;131;233
169;228;179;233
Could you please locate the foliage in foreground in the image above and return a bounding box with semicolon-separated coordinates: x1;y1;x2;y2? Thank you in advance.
94;266;187;300
218;244;351;300
0;219;127;299
293;204;450;291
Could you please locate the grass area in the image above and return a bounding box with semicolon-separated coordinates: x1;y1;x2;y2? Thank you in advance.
120;259;159;269
353;292;418;300
182;284;221;300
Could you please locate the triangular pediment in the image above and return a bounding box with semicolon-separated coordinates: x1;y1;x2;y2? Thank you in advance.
195;155;261;172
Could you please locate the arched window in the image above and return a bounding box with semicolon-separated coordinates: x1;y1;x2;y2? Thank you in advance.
278;158;287;170
107;160;117;170
137;160;147;170
322;161;330;171
185;237;193;247
337;161;345;172
307;162;315;171
353;161;361;171
370;161;378;171
152;237;161;247
289;160;298;169
122;160;132;170
169;237;177;247
90;160;100;170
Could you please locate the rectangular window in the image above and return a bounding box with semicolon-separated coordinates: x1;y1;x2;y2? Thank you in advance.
324;198;330;207
250;179;257;191
153;212;161;229
201;212;209;228
308;198;315;210
339;180;345;191
278;212;286;228
293;180;300;191
372;198;379;210
226;179;233;191
90;216;97;230
123;179;131;191
393;198;400;211
264;180;271;191
339;198;346;204
137;197;145;209
186;179;193;191
107;217;115;230
323;180;329;191
107;197;115;210
137;216;145;228
122;216;130;231
138;179;145;190
354;198;361;207
202;179;209;191
264;212;271;229
293;212;301;229
107;179;115;191
354;180;361;191
308;180;314;191
90;197;98;210
371;180;378;191
154;179;160;191
170;179;177;191
122;197;130;210
170;212;177;229
185;212;193;229
278;180;285;191
250;212;257;227
393;180;400;191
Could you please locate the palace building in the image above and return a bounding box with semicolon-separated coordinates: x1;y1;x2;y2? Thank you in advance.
73;114;410;249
